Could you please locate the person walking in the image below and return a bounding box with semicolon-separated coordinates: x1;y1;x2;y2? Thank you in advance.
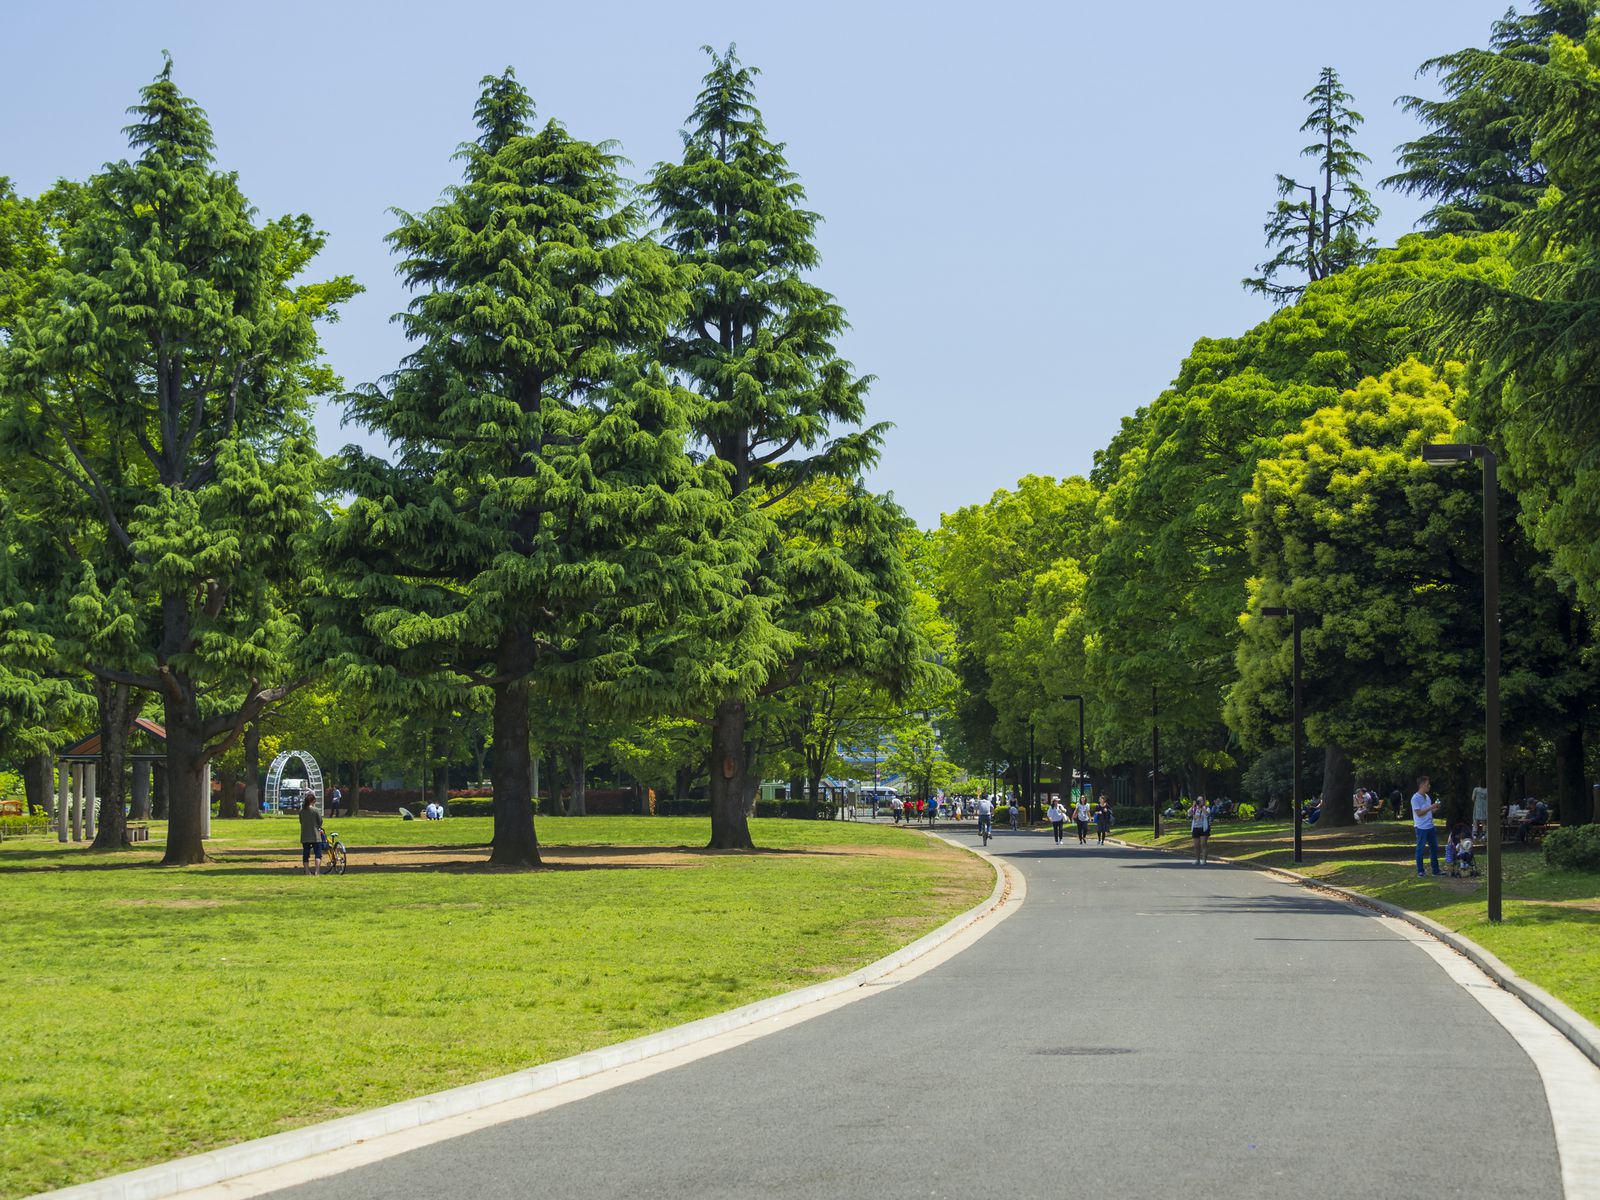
891;795;903;825
1009;797;1021;832
1411;774;1443;878
1046;796;1067;845
1072;794;1091;844
299;793;325;877
1189;795;1212;865
328;785;343;818
1094;796;1111;844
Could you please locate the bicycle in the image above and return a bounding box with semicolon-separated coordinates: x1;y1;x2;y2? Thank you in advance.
978;812;993;846
322;829;348;875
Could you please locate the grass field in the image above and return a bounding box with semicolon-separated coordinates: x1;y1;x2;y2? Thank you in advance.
1;816;989;1198
1114;818;1600;1028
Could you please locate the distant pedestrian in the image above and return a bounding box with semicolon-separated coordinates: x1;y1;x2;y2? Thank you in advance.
891;796;904;825
1073;795;1091;844
1094;796;1111;844
1047;797;1067;845
1411;774;1442;878
1009;799;1020;832
1189;796;1211;865
299;794;325;877
328;785;343;817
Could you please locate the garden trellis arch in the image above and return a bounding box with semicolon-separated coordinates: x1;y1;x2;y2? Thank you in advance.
264;750;324;812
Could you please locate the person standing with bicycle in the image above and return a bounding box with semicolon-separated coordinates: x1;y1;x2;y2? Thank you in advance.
975;793;993;844
299;792;325;877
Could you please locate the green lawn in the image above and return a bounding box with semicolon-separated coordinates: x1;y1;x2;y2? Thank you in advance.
1115;818;1600;1028
1;816;989;1198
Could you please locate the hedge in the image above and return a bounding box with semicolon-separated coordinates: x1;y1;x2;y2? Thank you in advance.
1544;824;1600;873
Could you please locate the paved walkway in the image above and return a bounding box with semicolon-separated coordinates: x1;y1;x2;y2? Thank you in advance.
265;828;1567;1199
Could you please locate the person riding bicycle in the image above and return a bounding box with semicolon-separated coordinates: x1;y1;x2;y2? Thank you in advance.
975;793;994;842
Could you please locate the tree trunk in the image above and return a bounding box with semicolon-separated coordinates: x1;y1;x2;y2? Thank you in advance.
1555;718;1591;825
432;763;449;814
350;759;363;817
807;771;824;817
564;744;586;816
92;680;134;850
160;707;209;865
152;763;167;819
708;697;755;849
488;632;538;866
1319;742;1355;827
217;767;239;819
23;751;53;818
674;763;692;803
241;722;262;819
130;761;151;820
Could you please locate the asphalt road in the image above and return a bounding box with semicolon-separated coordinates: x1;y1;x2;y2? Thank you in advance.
267;826;1564;1200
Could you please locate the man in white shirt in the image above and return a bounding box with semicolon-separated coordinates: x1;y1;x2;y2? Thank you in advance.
1411;774;1442;878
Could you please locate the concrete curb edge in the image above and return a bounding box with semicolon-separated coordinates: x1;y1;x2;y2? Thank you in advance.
1109;835;1600;1073
39;834;1010;1200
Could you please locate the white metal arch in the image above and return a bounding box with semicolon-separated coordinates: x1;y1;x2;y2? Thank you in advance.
264;750;324;813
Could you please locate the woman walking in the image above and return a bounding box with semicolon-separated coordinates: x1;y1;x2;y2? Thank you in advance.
1094;796;1112;844
1072;794;1091;844
1047;796;1067;845
1189;794;1212;865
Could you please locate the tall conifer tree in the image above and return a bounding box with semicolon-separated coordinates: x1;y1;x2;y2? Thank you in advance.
0;60;353;863
327;70;747;865
649;47;903;850
1245;68;1380;302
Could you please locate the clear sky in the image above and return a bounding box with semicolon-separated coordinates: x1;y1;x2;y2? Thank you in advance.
3;0;1513;527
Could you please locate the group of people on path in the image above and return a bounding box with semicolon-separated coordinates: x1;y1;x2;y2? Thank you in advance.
1045;795;1113;845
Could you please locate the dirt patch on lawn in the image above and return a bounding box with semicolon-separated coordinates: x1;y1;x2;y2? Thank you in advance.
110;897;234;908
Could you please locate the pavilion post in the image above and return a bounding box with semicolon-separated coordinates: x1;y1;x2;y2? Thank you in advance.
70;764;83;842
202;762;212;839
56;762;69;843
84;763;97;841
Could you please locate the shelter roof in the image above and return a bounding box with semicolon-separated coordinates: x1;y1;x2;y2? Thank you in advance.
59;717;167;762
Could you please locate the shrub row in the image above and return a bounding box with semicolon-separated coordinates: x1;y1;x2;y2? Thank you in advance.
1544;824;1600;873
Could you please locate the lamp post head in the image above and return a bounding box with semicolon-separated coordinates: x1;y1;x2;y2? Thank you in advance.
1260;605;1288;618
1063;693;1083;702
1421;442;1482;466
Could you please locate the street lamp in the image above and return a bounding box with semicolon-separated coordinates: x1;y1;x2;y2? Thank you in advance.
1152;684;1161;837
1260;606;1305;865
1063;694;1086;802
1421;442;1502;923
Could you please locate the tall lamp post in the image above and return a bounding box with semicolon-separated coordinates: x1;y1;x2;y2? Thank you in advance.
1260;607;1305;865
1063;694;1086;801
1421;442;1502;923
1152;685;1161;837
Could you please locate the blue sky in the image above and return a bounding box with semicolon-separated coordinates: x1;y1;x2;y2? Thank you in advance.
4;0;1513;526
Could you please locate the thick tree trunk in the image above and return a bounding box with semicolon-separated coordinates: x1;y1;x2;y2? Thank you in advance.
674;764;692;803
708;697;755;849
488;633;538;866
349;760;363;817
217;767;239;819
1555;719;1591;825
23;751;53;818
130;761;151;820
241;723;262;819
92;681;134;850
160;708;209;865
807;772;824;817
1319;742;1355;827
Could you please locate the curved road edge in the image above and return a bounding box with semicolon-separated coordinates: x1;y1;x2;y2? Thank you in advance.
38;836;1022;1200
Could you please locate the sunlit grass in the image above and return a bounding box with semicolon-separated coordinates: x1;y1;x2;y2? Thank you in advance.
1;816;988;1197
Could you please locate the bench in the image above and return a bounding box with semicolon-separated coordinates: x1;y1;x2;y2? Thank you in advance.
0;799;23;817
127;823;150;844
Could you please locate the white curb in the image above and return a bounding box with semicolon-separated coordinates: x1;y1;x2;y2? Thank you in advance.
1109;835;1600;1071
37;837;1011;1200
